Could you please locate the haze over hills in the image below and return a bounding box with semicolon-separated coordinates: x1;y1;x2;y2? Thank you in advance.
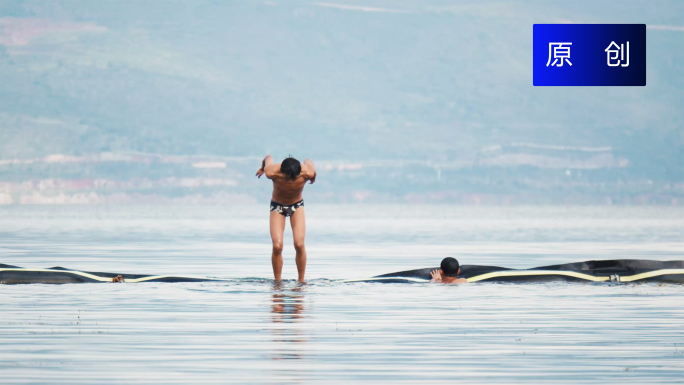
0;0;682;204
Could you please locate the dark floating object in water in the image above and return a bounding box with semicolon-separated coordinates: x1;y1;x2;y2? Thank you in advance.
345;259;684;284
2;259;684;284
0;263;224;284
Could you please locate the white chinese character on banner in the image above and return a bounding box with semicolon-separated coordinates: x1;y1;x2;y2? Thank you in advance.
605;41;629;67
546;42;572;67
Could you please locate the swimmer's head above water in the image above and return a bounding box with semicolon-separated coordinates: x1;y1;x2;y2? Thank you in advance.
431;257;468;284
441;257;460;277
281;156;301;181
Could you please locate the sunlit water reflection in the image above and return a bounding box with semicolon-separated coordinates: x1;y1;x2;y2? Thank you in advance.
1;205;683;383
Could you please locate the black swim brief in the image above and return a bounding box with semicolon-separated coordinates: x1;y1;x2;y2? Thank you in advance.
270;199;304;217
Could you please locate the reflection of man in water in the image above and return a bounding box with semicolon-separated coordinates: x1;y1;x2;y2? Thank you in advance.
270;292;306;361
430;257;468;284
257;155;316;283
271;294;305;321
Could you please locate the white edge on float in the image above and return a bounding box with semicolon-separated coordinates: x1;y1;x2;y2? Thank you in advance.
0;268;229;283
338;277;429;283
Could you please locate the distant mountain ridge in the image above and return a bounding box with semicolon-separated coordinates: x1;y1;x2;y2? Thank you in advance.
0;0;682;203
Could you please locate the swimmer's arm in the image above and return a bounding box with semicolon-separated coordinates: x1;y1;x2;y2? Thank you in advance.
303;159;316;184
256;155;281;179
430;269;442;283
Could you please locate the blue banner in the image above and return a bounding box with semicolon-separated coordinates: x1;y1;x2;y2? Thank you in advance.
533;24;646;86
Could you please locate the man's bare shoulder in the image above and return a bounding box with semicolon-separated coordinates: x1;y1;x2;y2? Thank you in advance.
264;163;282;179
269;172;289;183
300;162;316;179
443;277;468;284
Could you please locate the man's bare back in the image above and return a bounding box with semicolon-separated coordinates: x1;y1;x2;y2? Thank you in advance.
256;155;316;282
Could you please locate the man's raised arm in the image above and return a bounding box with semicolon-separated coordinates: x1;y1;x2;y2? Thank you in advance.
304;158;316;184
256;155;280;179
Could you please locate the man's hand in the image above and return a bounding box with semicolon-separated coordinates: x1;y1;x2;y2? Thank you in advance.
256;155;272;178
430;269;442;282
304;159;316;184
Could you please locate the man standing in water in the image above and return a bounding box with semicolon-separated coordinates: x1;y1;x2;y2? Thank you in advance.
256;155;316;282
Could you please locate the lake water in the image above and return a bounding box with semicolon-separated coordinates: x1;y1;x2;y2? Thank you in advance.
1;205;683;383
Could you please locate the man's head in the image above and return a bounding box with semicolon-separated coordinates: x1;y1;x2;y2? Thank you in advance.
440;257;460;277
281;156;301;180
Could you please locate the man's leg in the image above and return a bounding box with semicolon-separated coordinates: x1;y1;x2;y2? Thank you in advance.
290;207;307;282
270;211;286;281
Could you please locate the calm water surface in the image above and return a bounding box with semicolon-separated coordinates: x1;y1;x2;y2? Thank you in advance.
1;205;683;383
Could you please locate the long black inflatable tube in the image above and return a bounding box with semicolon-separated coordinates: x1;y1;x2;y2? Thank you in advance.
2;259;684;284
0;263;225;284
351;259;684;284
